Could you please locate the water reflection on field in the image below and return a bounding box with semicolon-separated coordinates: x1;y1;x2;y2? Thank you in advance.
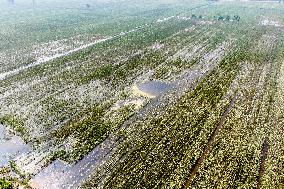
133;80;174;98
0;124;30;167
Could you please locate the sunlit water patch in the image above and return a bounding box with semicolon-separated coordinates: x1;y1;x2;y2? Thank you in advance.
29;140;115;189
132;80;174;98
0;124;30;167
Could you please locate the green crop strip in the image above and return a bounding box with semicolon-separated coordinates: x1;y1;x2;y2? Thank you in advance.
0;178;12;189
51;101;135;162
0;115;28;142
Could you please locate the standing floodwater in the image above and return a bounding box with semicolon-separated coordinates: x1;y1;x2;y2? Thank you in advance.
133;80;174;98
0;124;30;167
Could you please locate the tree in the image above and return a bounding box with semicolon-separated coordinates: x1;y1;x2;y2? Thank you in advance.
218;16;224;21
225;15;230;21
233;15;240;22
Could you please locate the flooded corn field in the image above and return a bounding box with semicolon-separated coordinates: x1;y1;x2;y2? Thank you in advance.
1;0;284;188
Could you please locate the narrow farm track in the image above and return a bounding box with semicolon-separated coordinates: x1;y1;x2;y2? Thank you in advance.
256;137;269;189
182;94;238;189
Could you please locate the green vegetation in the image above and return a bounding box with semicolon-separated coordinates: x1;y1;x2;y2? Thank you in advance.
1;0;284;188
0;179;12;189
0;116;28;141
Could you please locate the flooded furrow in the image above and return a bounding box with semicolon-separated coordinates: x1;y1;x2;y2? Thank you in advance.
0;124;30;167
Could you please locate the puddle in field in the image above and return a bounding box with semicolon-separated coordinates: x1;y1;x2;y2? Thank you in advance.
133;80;174;98
0;124;30;167
29;139;115;189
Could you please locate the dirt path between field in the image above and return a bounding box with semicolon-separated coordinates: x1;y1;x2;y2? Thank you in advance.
256;137;269;189
181;94;238;189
